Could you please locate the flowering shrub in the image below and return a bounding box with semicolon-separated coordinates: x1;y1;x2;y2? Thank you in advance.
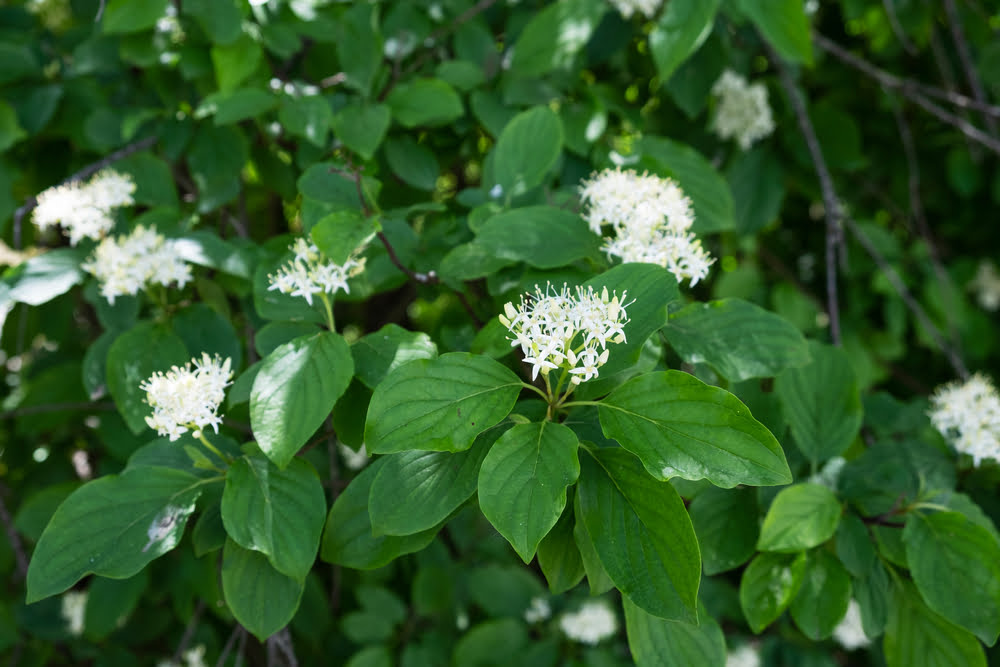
3;1;1000;666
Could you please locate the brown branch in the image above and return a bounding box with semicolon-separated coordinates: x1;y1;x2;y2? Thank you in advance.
12;135;157;249
171;600;205;665
215;625;246;667
266;628;298;667
942;0;998;136
769;46;843;346
0;480;28;581
882;0;917;54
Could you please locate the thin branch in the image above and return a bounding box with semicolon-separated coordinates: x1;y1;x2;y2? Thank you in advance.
813;33;1000;117
882;0;917;54
942;0;998;136
95;0;106;22
215;625;246;667
266;628;298;667
170;601;205;665
12;136;157;249
769;46;843;346
844;217;969;379
0;481;28;581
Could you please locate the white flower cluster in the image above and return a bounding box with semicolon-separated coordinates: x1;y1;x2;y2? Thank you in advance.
338;442;369;471
60;590;88;637
970;261;1000;311
268;238;366;306
559;600;618;645
710;70;776;151
579;168;714;285
33;170;135;245
499;284;631;384
524;596;552;624
929;373;1000;467
141;354;233;441
833;599;871;651
726;643;761;667
82;225;192;304
157;644;208;667
606;0;662;19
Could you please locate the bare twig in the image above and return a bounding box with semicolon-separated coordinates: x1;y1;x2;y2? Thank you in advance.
171;601;205;665
95;0;106;22
0;480;28;581
266;628;298;667
891;103;961;349
215;625;246;667
942;0;998;136
12;135;157;249
844;218;968;379
769;47;843;345
882;0;917;54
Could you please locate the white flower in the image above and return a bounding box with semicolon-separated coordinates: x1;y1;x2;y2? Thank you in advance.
82;225;192;304
141;354;233;441
500;284;632;385
60;590;87;636
726;643;761;667
833;599;871;650
339;442;369;471
970;261;1000;311
606;0;662;19
710;70;776;151
267;238;366;306
524;596;552;624
929;373;1000;467
157;644;208;667
579;168;714;285
32;169;135;245
559;600;618;644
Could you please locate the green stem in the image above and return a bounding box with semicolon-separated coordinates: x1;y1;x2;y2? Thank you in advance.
198;432;230;464
560;400;601;409
318;293;335;331
520;382;548;400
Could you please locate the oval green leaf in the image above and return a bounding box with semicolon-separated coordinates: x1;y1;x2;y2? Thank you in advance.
884;581;987;667
739;551;807;634
757;483;842;552
790;550;852;640
386;78;463;128
351;323;438;390
624;597;726;667
492;107;564;196
649;0;720;81
577;448;701;622
598;371;791;488
479;421;580;563
221;453;326;581
221;538;305;642
250;331;354;468
474;206;601;269
364;352;522;454
689;486;759;574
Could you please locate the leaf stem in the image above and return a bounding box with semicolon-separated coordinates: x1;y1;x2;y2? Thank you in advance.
318;292;335;331
198;432;231;464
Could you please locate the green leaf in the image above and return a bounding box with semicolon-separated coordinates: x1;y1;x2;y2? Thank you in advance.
369;427;497;536
452;619;528;666
351;323;438;390
573;492;615;595
332;104;391;161
335;2;382;97
757;483;841;552
187;124;248;212
739;551;807;633
250;332;354;468
835;511;878;578
776;341;863;466
184;0;242;44
106;322;190;434
582;263;679;377
386;78;463;128
279;96;333;148
101;0;168;34
83;570;148;640
577;448;701;622
479;422;580;562
537;508;585;594
510;0;607;76
384;135;440;191
364;352;521;454
0;101;27;152
221;453;326;580
739;0;813;65
0;43;39;85
196;88;277;126
598;371;791;488
689;486;759;574
26;467;210;602
4;248;85;306
170;303;243;372
855;560;890;639
726;147;785;235
884;581;987;667
321;457;439;569
222;538;304;642
624;598;726;667
346;646;392;667
664;298;810;382
639;136;735;234
649;0;720;81
212;34;263;93
474;206;601;269
903;511;1000;645
492;107;564;196
310;210;377;265
789;550;852;640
